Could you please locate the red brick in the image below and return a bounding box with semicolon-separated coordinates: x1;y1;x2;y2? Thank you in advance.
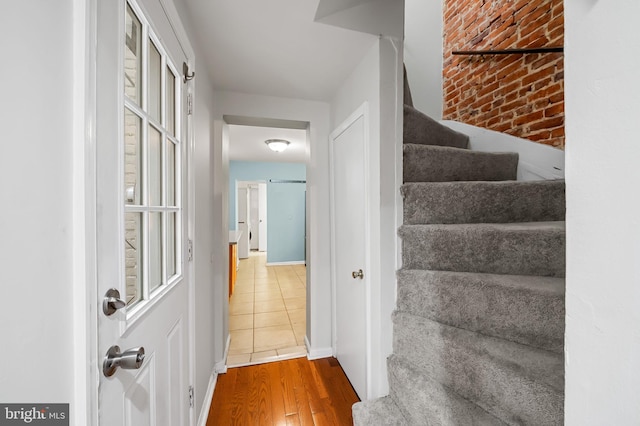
549;27;564;45
544;102;564;117
527;116;564;131
526;131;552;141
549;92;564;103
552;1;564;18
550;127;565;138
521;28;550;48
514;110;544;126
533;77;554;91
523;66;555;86
548;13;564;32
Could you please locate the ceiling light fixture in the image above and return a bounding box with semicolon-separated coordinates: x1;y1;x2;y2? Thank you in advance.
265;139;290;152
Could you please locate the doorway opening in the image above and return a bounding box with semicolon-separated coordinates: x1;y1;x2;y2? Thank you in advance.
225;121;309;367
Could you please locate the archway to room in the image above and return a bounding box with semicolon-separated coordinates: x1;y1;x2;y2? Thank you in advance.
224;117;310;367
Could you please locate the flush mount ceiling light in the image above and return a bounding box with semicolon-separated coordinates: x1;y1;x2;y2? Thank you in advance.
265;139;291;152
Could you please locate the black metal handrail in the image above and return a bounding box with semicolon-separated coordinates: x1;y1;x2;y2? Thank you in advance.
452;47;563;55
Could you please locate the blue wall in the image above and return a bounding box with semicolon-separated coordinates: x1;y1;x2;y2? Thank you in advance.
229;161;306;264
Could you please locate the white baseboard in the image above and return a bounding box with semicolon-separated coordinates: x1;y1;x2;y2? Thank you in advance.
266;260;306;266
305;336;333;360
214;334;231;374
196;370;217;426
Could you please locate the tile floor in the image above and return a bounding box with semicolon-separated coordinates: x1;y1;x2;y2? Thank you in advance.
227;252;307;367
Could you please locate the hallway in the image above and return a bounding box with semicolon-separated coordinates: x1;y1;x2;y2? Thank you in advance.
227;252;307;366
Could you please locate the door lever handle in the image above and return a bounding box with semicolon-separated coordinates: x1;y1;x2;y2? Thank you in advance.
352;269;364;279
103;345;145;377
103;288;126;316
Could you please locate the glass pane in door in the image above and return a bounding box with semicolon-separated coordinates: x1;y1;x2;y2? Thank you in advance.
166;67;175;136
148;125;162;206
167;212;176;278
125;212;143;306
149;212;163;292
124;5;142;104
167;141;175;206
124;108;142;205
148;40;161;122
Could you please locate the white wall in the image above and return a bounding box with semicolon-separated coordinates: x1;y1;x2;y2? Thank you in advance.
212;92;333;357
191;62;219;417
404;0;443;118
0;0;74;408
564;1;640;424
330;36;402;398
172;0;221;418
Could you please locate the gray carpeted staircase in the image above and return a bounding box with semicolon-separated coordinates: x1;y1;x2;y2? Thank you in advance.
352;74;565;425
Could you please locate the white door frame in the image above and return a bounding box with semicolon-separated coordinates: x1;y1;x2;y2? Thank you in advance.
329;102;372;399
72;0;196;423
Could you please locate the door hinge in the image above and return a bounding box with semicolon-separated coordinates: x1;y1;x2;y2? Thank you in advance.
188;385;194;408
187;93;193;115
188;239;193;262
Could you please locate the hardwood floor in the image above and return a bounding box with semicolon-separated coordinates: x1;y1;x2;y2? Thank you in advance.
206;357;360;425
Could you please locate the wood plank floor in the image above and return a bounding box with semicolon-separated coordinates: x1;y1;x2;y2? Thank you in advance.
206;357;360;425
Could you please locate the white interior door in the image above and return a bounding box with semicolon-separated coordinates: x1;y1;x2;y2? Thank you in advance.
96;0;191;424
258;182;267;252
237;186;250;258
331;108;368;399
249;185;260;250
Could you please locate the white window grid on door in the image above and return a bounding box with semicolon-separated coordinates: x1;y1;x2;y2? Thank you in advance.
122;0;183;322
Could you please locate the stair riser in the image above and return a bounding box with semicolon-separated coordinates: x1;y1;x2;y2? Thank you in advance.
403;144;518;183
393;313;564;426
402;180;566;224
388;356;508;426
400;223;566;277
404;105;470;149
397;270;565;353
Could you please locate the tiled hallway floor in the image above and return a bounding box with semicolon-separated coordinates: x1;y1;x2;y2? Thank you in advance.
227;252;307;367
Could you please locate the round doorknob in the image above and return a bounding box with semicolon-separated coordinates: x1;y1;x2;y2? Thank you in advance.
352;269;364;279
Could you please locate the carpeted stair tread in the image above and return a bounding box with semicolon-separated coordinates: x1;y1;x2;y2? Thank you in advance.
400;222;566;277
393;313;564;425
397;270;565;353
404;105;470;149
402;180;566;224
388;356;508;426
353;396;407;426
403;144;518;183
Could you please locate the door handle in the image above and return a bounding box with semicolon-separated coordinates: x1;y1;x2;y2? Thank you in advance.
103;288;126;316
103;345;145;377
352;269;364;279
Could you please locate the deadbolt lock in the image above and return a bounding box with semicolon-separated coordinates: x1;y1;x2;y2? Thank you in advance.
103;288;126;316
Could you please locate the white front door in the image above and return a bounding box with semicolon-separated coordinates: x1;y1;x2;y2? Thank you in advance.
330;106;369;399
96;0;191;424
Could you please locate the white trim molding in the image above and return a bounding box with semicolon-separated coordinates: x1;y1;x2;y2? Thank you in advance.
305;336;333;360
196;370;217;426
265;260;306;266
214;334;231;374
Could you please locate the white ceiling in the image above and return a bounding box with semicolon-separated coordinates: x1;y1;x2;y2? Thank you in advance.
177;0;376;101
228;125;308;163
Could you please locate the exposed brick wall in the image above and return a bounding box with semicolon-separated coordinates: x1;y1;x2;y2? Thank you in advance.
443;0;565;149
